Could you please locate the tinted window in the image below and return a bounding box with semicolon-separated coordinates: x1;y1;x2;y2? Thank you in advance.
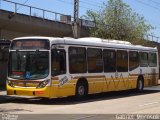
87;48;103;73
148;53;157;67
117;50;128;72
129;51;139;71
51;49;66;76
103;49;116;72
140;52;148;67
69;47;86;73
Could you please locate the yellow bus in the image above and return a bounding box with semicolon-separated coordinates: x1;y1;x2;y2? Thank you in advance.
7;37;159;99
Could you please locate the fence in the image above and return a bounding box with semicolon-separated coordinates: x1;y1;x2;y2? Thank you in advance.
144;34;160;43
0;0;74;24
0;0;159;43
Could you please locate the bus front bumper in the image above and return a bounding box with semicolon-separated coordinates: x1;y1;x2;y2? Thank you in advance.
7;85;51;98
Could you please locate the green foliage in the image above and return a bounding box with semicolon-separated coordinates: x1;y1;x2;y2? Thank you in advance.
85;0;153;45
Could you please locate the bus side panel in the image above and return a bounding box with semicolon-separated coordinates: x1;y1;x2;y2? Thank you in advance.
87;75;138;94
87;76;105;94
128;74;138;89
50;79;76;98
144;68;159;87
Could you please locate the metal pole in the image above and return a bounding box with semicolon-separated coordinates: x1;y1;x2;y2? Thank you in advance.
0;0;1;9
55;13;57;21
30;6;31;16
15;3;17;13
73;0;80;39
43;10;45;20
152;35;153;42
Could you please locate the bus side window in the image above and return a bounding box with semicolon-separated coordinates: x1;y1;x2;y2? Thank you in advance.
117;50;128;72
51;49;66;76
148;53;157;67
129;51;139;71
103;49;116;72
69;47;87;73
139;52;148;67
87;48;103;73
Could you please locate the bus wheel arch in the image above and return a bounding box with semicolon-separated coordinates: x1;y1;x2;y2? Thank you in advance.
136;75;144;92
75;78;88;99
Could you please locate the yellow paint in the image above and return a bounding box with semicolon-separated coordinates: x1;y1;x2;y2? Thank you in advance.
7;84;50;98
50;85;75;98
7;74;158;98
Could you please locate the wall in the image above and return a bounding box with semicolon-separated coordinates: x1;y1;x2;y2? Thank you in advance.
0;29;33;40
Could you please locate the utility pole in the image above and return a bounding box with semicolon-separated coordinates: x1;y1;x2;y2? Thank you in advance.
73;0;80;39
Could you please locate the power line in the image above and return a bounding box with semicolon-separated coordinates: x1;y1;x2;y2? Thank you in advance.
16;0;30;11
22;0;29;5
85;0;104;6
56;0;97;11
134;0;160;36
135;0;160;11
79;0;101;8
6;0;30;11
56;0;74;6
149;0;160;6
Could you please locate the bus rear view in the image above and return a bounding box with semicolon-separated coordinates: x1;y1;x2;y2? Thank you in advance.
7;38;51;98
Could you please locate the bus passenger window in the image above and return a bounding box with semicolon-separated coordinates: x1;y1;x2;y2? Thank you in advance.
103;49;116;72
117;50;128;72
140;52;148;67
148;53;157;67
129;51;139;71
69;47;86;73
51;49;66;76
87;48;103;73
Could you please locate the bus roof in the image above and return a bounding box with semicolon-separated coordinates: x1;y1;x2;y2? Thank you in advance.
13;36;158;52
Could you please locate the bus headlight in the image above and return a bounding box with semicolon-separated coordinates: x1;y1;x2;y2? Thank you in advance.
37;79;50;88
8;80;14;87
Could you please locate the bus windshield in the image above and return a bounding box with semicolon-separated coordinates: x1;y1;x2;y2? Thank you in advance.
8;51;49;80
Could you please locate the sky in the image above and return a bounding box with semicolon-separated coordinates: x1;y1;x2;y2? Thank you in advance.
0;0;160;38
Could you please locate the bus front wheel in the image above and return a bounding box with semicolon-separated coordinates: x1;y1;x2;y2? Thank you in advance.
76;81;88;99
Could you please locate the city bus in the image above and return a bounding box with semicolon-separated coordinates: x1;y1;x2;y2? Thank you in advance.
7;37;159;99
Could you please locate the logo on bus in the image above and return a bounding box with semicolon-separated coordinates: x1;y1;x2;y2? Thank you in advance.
59;76;69;86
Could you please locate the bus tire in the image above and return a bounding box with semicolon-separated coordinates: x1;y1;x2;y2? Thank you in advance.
76;81;88;100
136;77;144;92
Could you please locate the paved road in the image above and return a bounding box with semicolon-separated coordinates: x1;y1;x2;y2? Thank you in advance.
0;86;160;119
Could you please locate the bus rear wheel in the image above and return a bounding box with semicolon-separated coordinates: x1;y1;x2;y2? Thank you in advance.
76;82;88;100
136;78;144;92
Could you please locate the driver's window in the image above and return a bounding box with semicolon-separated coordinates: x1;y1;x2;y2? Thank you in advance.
51;49;66;76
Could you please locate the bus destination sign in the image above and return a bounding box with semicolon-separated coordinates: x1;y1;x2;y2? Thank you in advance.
11;39;50;50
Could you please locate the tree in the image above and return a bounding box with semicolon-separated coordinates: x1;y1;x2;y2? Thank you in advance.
85;0;153;45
